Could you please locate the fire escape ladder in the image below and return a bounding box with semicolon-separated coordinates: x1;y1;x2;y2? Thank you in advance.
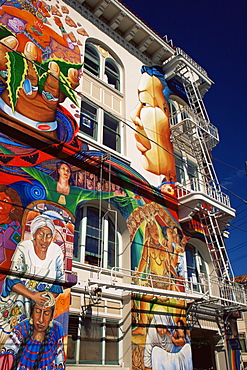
178;66;220;192
198;209;234;281
192;130;219;191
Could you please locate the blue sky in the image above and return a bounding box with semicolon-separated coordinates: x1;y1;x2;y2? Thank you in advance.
123;0;247;276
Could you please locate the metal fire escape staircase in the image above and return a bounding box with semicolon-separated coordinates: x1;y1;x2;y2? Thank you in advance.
173;65;234;284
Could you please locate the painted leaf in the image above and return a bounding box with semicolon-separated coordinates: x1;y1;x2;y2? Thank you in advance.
0;24;15;40
59;71;79;107
6;52;28;111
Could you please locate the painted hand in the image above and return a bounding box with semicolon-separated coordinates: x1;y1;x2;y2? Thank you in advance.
0;36;80;127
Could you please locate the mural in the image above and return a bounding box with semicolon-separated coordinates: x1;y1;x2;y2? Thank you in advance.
0;0;86;149
129;202;192;370
130;66;176;183
0;0;87;367
129;64;193;369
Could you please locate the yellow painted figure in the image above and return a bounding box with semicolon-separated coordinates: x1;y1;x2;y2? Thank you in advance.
131;67;176;181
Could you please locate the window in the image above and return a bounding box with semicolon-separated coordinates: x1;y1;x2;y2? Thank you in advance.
74;205;119;268
103;113;121;152
68;316;119;365
186;244;208;293
187;160;198;190
80;100;98;139
104;58;120;90
79;99;122;153
239;333;247;352
83;42;122;92
169;101;178;126
175;153;185;184
84;43;100;77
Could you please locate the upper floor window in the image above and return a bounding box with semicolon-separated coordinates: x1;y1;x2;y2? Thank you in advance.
104;59;120;91
80;100;98;139
80;99;122;153
84;43;100;77
74;205;119;268
83;42;122;92
103;113;121;152
186;244;208;293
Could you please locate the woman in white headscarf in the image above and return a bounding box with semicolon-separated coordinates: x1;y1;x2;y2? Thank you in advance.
0;214;64;346
144;310;192;370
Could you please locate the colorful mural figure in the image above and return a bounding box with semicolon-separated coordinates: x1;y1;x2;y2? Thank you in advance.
130;66;176;182
130;201;191;369
0;292;65;370
144;308;192;370
0;186;23;291
0;214;64;344
0;0;84;147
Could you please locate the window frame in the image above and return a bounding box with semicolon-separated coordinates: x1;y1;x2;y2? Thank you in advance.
67;315;119;365
104;58;120;91
74;204;120;269
84;43;100;77
103;112;121;153
185;243;209;293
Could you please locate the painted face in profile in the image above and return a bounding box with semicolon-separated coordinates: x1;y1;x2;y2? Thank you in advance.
131;72;176;180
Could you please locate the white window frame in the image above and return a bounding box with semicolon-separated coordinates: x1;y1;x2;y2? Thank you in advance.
80;98;122;154
74;204;121;269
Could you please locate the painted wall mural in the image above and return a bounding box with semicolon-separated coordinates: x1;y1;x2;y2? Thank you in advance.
0;0;86;146
129;202;192;370
0;1;193;369
130;66;176;183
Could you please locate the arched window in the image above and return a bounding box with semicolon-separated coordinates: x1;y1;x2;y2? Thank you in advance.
74;205;119;268
186;244;208;293
84;43;100;77
104;58;120;90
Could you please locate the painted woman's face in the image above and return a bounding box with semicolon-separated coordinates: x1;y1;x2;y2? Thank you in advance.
33;305;53;333
33;226;53;255
0;192;14;216
58;163;71;181
156;325;168;338
149;223;159;241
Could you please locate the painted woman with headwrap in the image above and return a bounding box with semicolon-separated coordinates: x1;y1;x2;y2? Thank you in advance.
0;214;64;346
144;309;192;370
0;292;65;370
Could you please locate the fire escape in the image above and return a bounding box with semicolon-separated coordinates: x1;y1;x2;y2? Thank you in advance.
163;50;239;303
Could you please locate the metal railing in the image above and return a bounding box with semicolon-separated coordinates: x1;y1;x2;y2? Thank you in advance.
88;266;246;307
176;178;231;208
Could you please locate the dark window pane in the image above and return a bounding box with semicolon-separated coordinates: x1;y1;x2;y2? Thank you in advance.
80;101;97;139
105;321;118;364
79;319;102;363
84;44;100;77
105;59;120;90
103;115;120;152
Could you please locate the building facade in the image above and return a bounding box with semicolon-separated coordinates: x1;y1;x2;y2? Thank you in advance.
0;0;245;369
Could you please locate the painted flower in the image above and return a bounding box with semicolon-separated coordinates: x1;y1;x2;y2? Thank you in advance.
10;316;18;329
28;280;37;289
11;307;20;316
37;283;46;291
3;310;9;318
160;184;175;196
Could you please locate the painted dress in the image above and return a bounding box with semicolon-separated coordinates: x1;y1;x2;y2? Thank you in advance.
0;318;65;369
0;221;21;292
0;240;64;344
144;314;193;370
